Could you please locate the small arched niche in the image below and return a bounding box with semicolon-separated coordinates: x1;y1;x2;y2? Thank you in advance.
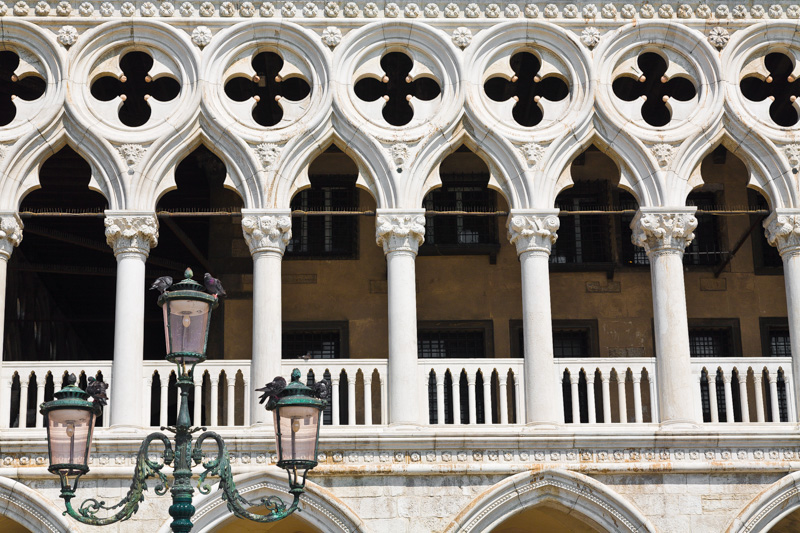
7;146;113;363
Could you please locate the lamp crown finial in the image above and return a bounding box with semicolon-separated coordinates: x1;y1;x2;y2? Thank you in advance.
291;368;301;382
184;267;193;279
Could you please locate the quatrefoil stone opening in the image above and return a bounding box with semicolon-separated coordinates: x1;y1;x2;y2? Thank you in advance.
224;52;312;128
483;52;569;127
0;50;46;127
353;52;441;127
612;52;697;127
90;51;180;128
740;52;800;128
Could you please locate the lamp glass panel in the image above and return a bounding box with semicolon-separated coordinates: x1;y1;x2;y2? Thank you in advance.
274;405;320;463
47;408;95;469
164;299;211;361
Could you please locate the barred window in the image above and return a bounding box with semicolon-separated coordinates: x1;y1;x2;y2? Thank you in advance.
511;320;597;358
684;192;726;267
761;318;792;357
417;321;492;359
618;190;648;266
286;175;358;259
282;322;348;359
688;320;740;358
551;181;612;265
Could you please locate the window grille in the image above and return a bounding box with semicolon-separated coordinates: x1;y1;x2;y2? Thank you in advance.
286;176;358;259
760;318;792;357
551;181;612;264
684;192;726;266
689;327;735;357
553;329;590;358
422;173;498;250
418;329;486;359
282;323;347;359
512;320;597;358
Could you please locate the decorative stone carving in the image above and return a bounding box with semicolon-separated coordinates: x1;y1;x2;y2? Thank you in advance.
451;27;472;49
375;212;426;254
117;143;146;169
0;214;22;260
764;210;800;256
581;27;601;48
321;26;342;48
520;142;545;168
253;143;280;170
389;143;409;168
241;213;292;255
708;27;730;50
104;214;159;257
506;213;560;255
650;143;677;167
784;144;800;168
630;210;697;255
56;25;78;47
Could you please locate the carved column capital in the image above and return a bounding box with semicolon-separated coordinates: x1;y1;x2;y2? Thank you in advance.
764;209;800;257
506;209;560;256
375;209;426;255
241;209;292;256
0;213;23;261
104;211;158;257
630;208;697;256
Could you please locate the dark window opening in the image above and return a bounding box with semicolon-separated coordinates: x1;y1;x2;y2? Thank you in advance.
353;52;441;126
688;319;741;358
551;181;612;265
740;53;800;127
224;51;311;127
417;321;492;359
287;175;358;259
684;191;726;266
282;322;348;359
612;52;697;127
6;147;112;362
483;51;569;127
0;50;46;126
750;190;783;271
511;320;598;359
618;190;648;266
91;51;180;127
761;318;792;357
421;171;498;256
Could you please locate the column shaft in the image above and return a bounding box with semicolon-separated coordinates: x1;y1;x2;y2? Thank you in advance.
0;214;22;429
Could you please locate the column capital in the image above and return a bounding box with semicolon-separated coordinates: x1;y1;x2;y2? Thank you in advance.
630;207;697;256
241;209;292;256
506;209;560;256
375;209;426;255
104;211;158;257
763;209;800;257
0;213;22;261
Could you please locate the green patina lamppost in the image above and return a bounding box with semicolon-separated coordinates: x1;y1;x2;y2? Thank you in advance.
40;269;327;532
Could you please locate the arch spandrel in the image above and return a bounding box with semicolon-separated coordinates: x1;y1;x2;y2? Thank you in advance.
728;471;800;533
444;469;656;533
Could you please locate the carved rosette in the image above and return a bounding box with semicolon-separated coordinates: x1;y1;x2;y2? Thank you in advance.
630;210;697;255
104;214;158;257
375;211;426;254
0;214;23;260
764;210;800;257
241;213;292;255
506;213;560;255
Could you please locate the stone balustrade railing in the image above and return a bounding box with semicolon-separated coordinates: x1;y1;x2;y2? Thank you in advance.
2;357;796;428
691;357;795;423
555;358;658;424
421;359;525;425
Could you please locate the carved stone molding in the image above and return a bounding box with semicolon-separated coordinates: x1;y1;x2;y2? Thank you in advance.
375;209;426;254
104;212;158;257
630;209;697;255
506;210;560;256
764;209;800;257
241;210;292;256
0;213;23;260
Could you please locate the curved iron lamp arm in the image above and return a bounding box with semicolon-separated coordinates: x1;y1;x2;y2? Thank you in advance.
193;431;301;523
61;432;174;526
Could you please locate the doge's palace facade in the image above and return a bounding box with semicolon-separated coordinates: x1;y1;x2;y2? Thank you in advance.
2;0;800;532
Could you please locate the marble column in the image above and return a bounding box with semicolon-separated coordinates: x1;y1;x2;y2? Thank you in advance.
104;212;158;428
0;214;22;429
764;209;800;421
376;209;425;426
507;210;564;426
631;207;698;426
241;210;291;424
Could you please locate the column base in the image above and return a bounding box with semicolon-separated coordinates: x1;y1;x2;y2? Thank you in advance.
387;423;424;431
522;421;562;432
107;424;147;433
658;419;702;431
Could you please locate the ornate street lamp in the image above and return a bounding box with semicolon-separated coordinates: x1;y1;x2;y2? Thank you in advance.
40;269;328;532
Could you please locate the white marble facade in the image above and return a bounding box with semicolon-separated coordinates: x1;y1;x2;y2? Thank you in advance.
2;2;800;532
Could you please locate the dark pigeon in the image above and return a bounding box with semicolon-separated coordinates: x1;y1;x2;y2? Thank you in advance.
149;276;173;294
312;379;330;400
86;376;109;407
204;273;227;298
256;376;287;410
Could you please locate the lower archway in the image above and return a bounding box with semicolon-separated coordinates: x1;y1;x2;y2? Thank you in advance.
173;471;368;533
0;476;74;533
445;469;655;533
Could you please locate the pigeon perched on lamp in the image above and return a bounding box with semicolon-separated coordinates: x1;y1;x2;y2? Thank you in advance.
204;273;227;298
256;376;287;410
86;376;109;407
149;276;173;294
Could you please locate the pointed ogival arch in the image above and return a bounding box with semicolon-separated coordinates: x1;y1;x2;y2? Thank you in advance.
727;471;800;533
0;476;74;532
170;471;369;533
444;469;656;533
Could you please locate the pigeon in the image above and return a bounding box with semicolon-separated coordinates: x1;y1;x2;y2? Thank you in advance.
256;376;287;410
86;376;109;407
149;276;173;294
204;273;227;298
312;379;330;400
